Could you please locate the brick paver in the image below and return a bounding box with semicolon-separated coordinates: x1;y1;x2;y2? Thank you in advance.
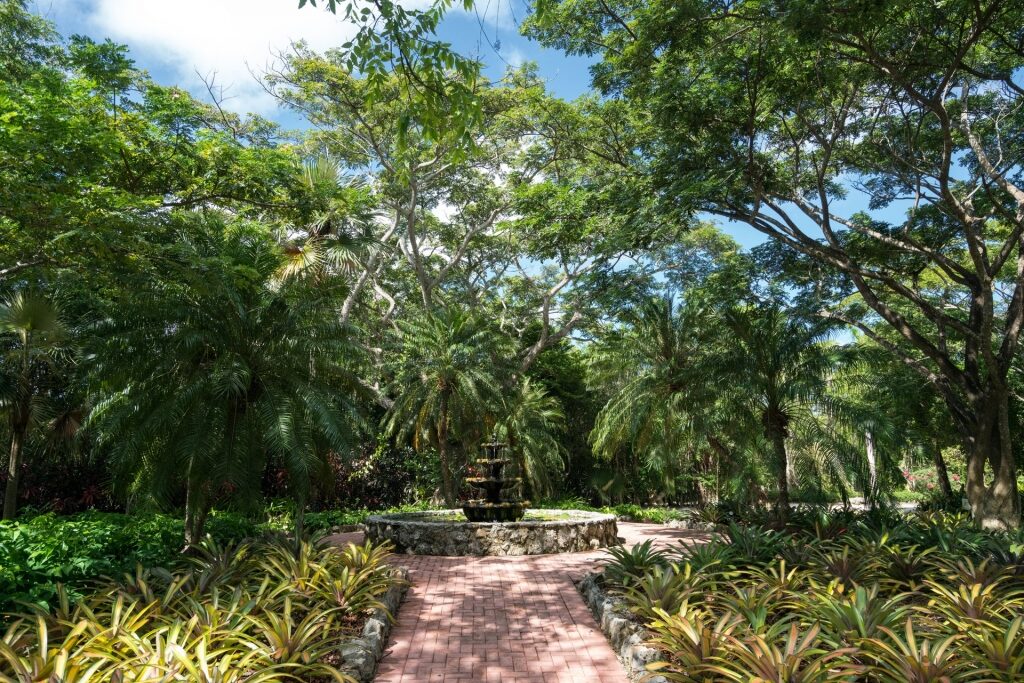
332;523;708;682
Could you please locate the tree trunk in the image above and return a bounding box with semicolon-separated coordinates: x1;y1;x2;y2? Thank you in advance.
3;425;26;520
785;442;797;492
294;496;306;552
510;434;532;502
964;389;1020;530
438;441;455;507
707;437;731;505
865;430;877;508
931;439;954;499
183;498;199;549
183;479;210;549
437;395;456;507
767;422;790;519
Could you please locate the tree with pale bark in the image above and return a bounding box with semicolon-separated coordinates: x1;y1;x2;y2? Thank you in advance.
526;0;1024;528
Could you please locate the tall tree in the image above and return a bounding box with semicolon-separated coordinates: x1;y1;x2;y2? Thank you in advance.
266;55;672;378
1;1;298;294
527;0;1024;528
88;219;364;546
494;378;566;500
724;306;844;514
588;296;730;504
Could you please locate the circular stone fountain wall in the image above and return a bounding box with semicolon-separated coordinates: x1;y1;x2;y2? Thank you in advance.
364;509;619;556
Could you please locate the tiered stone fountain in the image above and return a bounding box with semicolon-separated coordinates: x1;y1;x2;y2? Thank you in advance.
462;442;527;522
365;441;618;556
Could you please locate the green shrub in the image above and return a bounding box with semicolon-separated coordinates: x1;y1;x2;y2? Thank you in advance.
304;501;437;534
0;511;258;615
606;504;690;524
537;498;693;523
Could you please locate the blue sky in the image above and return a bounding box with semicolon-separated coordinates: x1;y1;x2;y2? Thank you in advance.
31;0;778;250
33;1;594;110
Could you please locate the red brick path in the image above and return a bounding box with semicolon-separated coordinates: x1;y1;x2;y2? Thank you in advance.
332;523;708;682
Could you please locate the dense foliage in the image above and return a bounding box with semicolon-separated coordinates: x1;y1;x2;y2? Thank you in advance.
600;508;1024;681
527;0;1024;528
6;0;1024;677
0;512;255;615
1;0;1022;538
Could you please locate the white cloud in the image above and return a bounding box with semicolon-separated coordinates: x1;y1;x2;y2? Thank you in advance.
37;0;517;114
503;47;527;68
432;200;457;223
40;0;405;114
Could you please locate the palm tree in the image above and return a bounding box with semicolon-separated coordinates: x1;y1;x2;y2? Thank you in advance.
796;346;920;507
88;220;365;546
277;156;378;282
385;307;512;506
588;296;730;503
0;291;67;519
495;378;566;500
723;305;839;515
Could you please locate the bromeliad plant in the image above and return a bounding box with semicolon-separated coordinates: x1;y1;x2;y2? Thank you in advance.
0;534;399;682
599;539;671;588
598;508;1024;680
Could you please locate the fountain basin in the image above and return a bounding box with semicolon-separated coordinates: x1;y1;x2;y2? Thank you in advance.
462;500;527;522
364;509;619;556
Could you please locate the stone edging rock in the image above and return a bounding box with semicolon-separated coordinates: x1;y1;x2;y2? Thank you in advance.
577;572;667;683
339;567;409;682
365;509;619;556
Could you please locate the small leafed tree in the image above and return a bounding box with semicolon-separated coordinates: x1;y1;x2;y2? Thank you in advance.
527;0;1024;528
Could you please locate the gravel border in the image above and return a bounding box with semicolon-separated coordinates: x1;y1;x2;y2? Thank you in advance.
577;572;667;683
338;567;410;682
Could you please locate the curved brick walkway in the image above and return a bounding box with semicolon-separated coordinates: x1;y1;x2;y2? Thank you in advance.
331;523;709;682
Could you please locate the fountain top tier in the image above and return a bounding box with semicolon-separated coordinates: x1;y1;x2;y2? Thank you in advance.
480;442;506;457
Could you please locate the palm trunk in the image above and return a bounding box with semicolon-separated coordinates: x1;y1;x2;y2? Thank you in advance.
437;394;456;507
865;430;877;508
509;434;532;502
785;442;797;492
707;437;731;505
184;487;199;549
294;496;306;552
3;425;26;520
4;346;32;522
183;478;210;549
768;423;790;519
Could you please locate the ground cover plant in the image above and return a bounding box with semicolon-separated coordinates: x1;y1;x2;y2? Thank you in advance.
599;508;1024;681
0;533;397;682
0;500;680;617
0;512;262;616
0;504;434;617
